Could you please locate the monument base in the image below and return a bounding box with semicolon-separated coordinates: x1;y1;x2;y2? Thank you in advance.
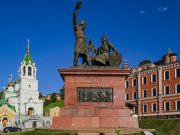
52;67;139;134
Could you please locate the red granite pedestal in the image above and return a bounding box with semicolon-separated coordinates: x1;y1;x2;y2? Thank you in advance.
52;67;139;134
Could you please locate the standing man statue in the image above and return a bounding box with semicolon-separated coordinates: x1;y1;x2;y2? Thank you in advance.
73;2;91;66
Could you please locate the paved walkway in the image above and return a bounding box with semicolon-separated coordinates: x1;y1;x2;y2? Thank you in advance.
144;131;154;135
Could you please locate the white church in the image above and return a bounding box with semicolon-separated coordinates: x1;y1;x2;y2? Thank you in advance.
0;40;50;129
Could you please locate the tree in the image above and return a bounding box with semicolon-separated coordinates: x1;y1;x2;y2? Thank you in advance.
138;59;151;66
50;93;57;103
60;85;65;100
44;99;50;107
0;90;5;100
0;92;3;99
39;91;43;99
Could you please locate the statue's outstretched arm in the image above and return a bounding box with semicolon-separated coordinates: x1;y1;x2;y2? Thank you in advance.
73;2;82;31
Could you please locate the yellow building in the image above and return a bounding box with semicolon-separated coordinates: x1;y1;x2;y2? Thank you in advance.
0;97;16;128
50;107;60;119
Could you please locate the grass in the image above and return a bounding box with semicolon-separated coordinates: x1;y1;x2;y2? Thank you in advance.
5;118;180;135
139;118;180;135
44;101;64;111
6;130;73;135
7;130;143;135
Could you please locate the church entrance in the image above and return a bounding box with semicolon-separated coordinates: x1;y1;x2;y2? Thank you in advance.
32;121;37;128
28;107;34;117
2;117;8;127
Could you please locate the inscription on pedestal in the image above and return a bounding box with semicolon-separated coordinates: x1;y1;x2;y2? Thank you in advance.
77;88;113;102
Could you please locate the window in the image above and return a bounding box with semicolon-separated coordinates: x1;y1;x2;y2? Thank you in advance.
152;103;157;112
164;101;170;111
143;90;147;98
165;86;170;95
23;66;26;76
175;68;180;78
133;106;138;114
126;93;129;100
133;92;137;99
151;74;157;83
175;101;180;110
28;67;32;76
142;76;147;85
175;84;180;93
132;79;137;87
152;88;157;97
143;104;147;113
164;71;170;80
125;81;129;88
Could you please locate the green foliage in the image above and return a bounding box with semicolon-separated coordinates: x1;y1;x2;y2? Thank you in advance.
0;92;3;99
115;129;143;135
139;119;180;135
43;99;50;107
138;59;151;66
50;93;58;103
60;85;65;100
39;91;43;99
44;101;64;111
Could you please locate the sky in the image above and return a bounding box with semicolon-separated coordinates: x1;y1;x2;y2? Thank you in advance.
0;0;180;95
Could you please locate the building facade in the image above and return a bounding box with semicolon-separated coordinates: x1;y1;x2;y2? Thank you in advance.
0;40;50;129
124;50;180;118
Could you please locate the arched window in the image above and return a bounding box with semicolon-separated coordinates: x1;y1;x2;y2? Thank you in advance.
23;66;26;76
2;117;8;127
28;107;34;117
28;67;32;76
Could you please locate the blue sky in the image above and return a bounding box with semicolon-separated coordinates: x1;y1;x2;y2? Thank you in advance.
0;0;180;95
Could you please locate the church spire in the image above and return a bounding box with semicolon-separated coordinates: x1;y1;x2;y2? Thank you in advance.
26;39;30;53
23;39;34;66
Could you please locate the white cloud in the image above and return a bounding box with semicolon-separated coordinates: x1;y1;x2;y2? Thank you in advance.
139;10;145;15
157;6;169;12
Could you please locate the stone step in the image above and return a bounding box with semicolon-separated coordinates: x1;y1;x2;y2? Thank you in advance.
60;108;131;117
40;128;141;135
52;116;139;129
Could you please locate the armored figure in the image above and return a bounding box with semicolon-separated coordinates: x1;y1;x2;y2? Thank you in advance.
73;2;91;66
93;35;120;66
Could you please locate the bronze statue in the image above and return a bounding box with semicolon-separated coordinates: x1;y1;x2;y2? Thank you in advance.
73;2;91;66
72;2;122;67
90;35;122;66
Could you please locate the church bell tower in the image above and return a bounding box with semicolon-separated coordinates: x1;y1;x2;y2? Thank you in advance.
18;40;38;94
19;40;37;80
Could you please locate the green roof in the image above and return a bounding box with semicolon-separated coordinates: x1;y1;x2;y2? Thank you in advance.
23;40;35;66
0;96;16;112
24;52;34;65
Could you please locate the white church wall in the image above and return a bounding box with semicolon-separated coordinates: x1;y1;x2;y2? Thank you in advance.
14;83;20;91
26;102;43;116
20;79;38;91
5;92;17;99
20;92;39;102
7;86;14;92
